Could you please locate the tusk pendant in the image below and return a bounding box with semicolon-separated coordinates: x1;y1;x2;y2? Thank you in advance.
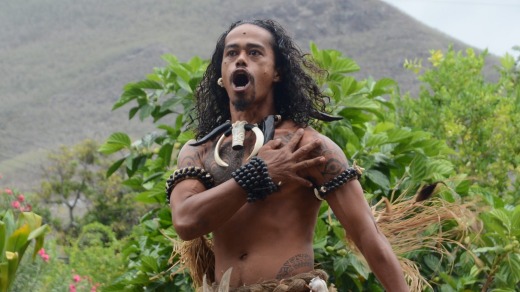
246;126;264;161
214;133;229;167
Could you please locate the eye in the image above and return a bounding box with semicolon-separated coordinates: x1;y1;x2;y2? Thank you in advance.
249;50;261;56
226;50;237;57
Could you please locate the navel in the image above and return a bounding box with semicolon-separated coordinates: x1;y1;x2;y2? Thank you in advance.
239;252;248;260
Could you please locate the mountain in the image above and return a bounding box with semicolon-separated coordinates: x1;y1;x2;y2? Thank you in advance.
0;0;497;190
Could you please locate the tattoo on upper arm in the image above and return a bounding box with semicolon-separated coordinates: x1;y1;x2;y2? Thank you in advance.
323;158;343;176
178;153;198;168
275;253;314;279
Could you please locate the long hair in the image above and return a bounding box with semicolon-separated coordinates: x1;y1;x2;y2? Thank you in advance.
193;19;328;139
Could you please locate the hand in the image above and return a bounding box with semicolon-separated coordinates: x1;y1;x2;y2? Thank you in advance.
257;128;324;187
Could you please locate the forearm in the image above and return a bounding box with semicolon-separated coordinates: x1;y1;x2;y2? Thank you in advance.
171;179;247;240
361;233;408;292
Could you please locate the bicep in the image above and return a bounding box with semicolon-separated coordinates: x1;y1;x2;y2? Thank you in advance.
326;181;379;250
306;134;378;247
168;141;206;205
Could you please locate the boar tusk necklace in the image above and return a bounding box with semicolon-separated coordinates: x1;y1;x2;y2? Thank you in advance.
190;115;282;168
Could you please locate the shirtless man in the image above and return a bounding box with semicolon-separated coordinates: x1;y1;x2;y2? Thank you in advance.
168;19;408;291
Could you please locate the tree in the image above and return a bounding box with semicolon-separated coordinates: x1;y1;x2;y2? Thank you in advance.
396;47;520;205
38;139;144;238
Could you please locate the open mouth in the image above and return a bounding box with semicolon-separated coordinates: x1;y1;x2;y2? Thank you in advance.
232;71;250;89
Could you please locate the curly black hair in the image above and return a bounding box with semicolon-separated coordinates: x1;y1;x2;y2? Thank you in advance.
193;19;329;139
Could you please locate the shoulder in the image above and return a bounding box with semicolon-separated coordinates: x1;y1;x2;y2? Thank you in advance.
301;127;350;182
176;139;207;168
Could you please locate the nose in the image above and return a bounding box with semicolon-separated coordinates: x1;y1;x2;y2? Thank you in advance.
235;51;247;67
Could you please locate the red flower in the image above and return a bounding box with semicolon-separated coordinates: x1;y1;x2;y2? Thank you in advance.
69;284;77;292
4;188;13;195
73;274;81;283
11;201;20;209
17;194;25;202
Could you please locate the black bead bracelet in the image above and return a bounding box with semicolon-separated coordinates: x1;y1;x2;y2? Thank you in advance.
165;166;215;204
231;157;279;202
313;165;363;200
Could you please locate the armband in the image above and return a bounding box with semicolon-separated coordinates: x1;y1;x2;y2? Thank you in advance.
313;164;363;201
165;167;215;204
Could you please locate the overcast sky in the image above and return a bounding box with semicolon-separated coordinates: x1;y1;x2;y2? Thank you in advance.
382;0;520;57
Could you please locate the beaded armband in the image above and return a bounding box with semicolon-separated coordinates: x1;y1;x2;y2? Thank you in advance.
313;164;363;201
165;167;215;204
231;157;279;203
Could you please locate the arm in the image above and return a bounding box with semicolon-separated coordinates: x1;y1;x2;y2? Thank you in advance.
311;135;408;291
169;141;247;240
170;129;325;240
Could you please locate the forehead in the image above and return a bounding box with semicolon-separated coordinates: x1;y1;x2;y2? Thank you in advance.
224;24;274;48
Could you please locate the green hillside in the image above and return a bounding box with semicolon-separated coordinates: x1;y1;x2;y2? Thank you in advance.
0;0;494;189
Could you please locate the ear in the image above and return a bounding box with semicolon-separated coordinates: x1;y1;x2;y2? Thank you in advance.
273;69;281;82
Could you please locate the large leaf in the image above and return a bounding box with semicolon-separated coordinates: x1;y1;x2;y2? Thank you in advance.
112;87;146;110
99;132;132;154
365;169;390;191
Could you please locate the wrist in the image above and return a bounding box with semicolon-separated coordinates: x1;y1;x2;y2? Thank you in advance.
231;157;279;202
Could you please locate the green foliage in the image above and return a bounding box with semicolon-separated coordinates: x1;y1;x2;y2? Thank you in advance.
68;223;124;287
37;139;145;239
473;206;520;290
396;48;520;204
395;47;520;290
311;43;453;202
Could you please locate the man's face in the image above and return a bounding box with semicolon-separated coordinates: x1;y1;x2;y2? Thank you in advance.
221;24;280;112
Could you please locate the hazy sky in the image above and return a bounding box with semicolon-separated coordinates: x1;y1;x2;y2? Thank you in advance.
382;0;520;57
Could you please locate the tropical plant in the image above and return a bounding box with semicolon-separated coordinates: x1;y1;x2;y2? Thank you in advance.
0;209;49;292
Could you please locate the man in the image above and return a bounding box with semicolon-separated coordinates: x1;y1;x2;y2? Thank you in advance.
167;19;408;291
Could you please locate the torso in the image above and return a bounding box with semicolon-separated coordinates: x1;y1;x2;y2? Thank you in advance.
196;122;323;286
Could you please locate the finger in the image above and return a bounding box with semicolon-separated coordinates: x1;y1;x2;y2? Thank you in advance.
293;156;326;170
285;128;305;151
292;139;321;160
264;138;282;149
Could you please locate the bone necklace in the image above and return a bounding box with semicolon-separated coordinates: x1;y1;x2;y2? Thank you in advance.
214;121;264;167
190;115;282;167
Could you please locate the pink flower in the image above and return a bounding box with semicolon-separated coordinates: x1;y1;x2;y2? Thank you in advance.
38;248;50;262
4;188;12;195
11;201;20;209
17;194;25;202
25;204;32;212
73;274;81;283
69;284;76;292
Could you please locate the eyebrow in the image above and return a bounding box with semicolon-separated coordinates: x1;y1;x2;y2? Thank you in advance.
224;43;266;51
